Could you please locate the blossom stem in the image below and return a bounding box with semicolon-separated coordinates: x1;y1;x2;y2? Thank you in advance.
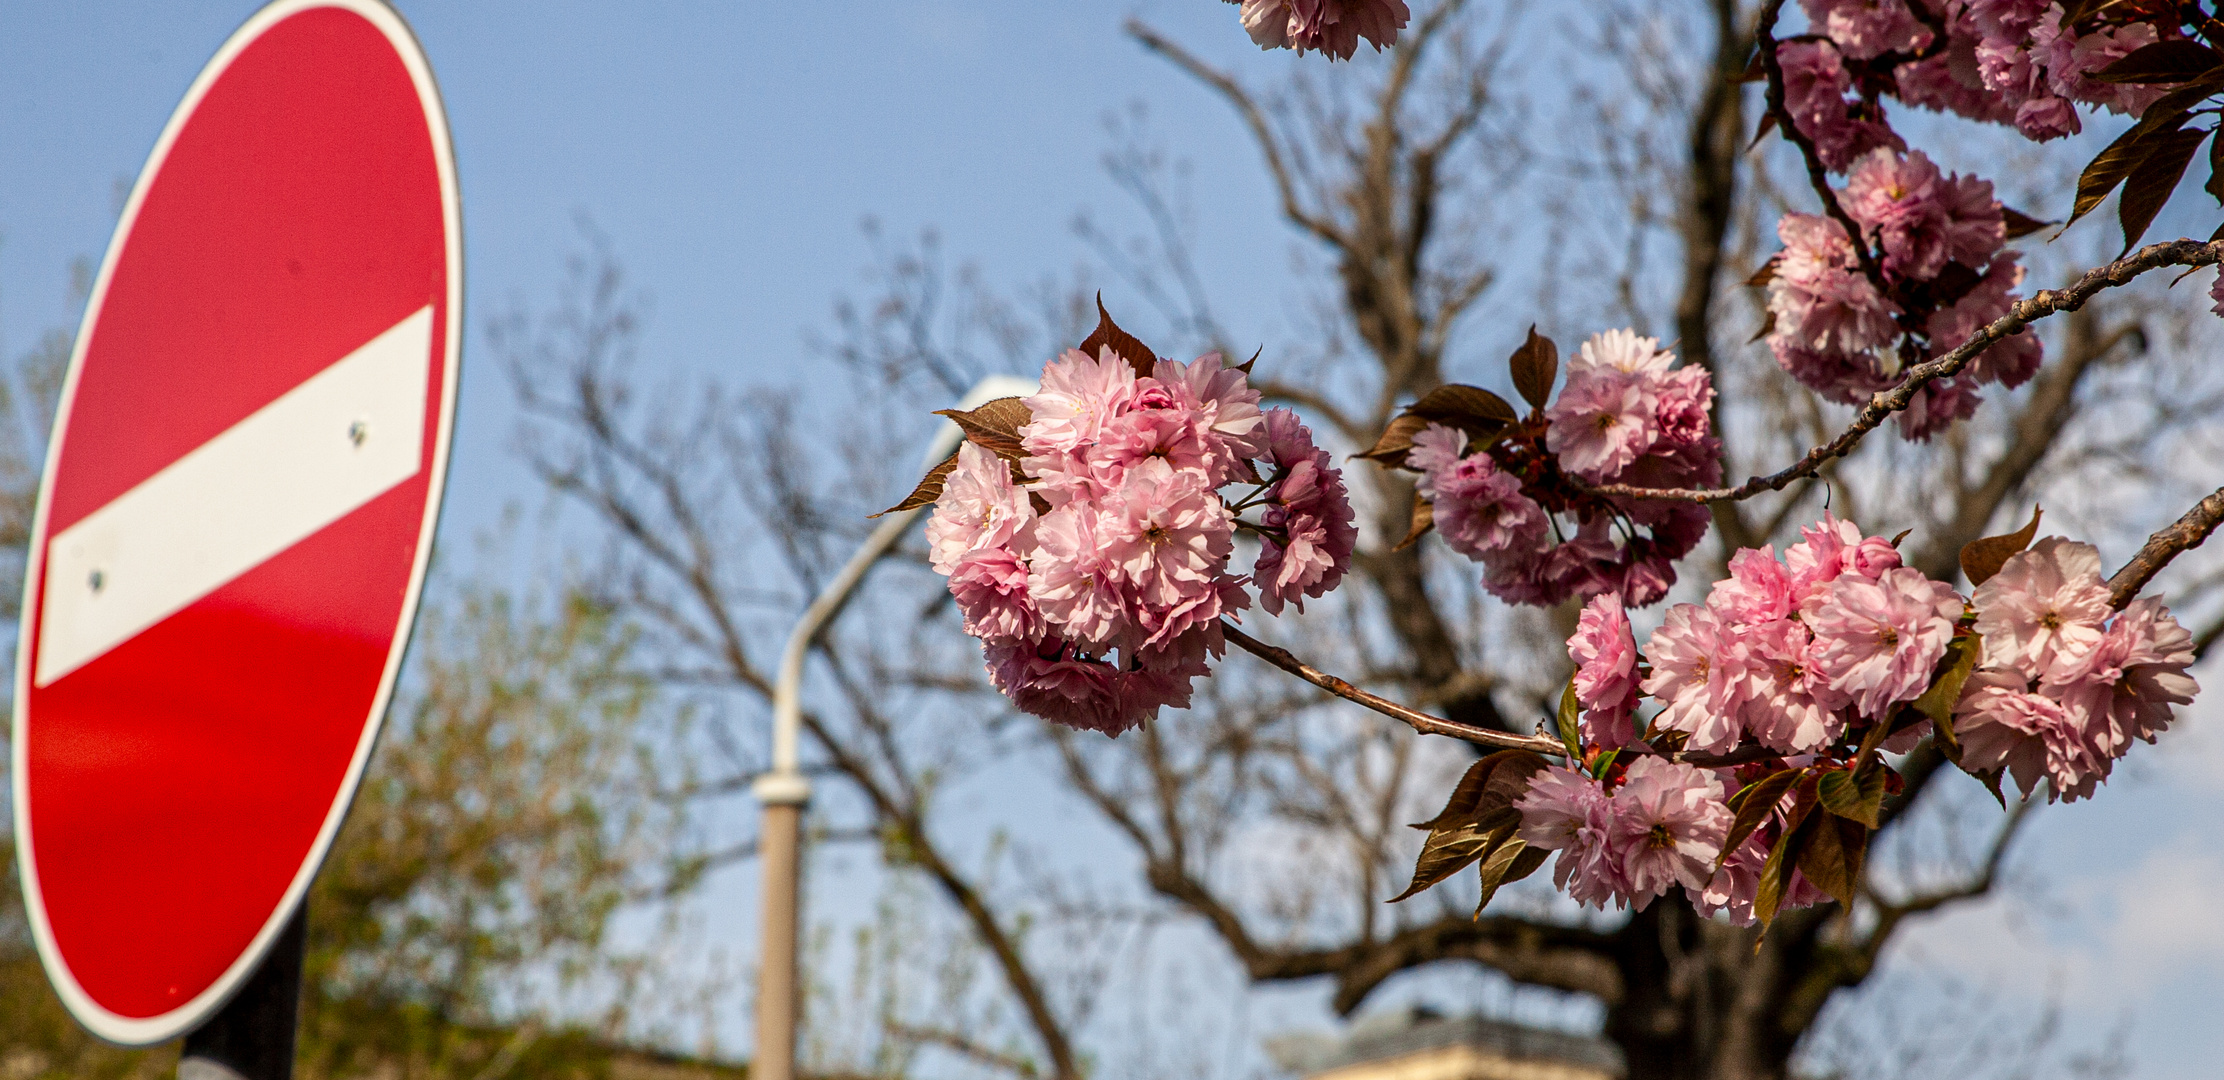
1580;238;2224;504
1755;0;1888;291
1218;621;1565;754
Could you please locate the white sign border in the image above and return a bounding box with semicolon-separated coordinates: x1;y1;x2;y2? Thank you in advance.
9;0;464;1046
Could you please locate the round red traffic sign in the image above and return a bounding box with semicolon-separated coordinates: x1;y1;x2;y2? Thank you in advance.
10;0;460;1043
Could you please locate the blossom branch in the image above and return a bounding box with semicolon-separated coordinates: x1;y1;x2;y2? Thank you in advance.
1754;0;1886;290
2107;485;2224;608
1219;621;1562;754
1583;238;2224;504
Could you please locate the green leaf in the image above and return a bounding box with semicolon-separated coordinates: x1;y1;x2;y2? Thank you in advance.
1818;766;1888;829
1913;631;1983;733
1719;767;1804;871
1475;840;1550;917
1589;747;1621;781
2118;125;2210;254
873;449;960;517
1752;796;1815;929
1960;505;2042;588
1555;679;1583;761
1508;325;1560;412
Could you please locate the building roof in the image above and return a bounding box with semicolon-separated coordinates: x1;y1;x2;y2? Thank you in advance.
1267;1006;1625;1080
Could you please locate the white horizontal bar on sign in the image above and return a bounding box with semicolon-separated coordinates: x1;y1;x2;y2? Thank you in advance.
35;305;433;688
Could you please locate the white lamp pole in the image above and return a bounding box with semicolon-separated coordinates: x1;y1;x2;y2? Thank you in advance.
751;374;1035;1080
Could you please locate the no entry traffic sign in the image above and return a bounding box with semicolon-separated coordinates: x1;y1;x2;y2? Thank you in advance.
10;0;460;1044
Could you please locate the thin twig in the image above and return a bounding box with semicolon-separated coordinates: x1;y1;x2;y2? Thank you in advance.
1584;238;2224;503
2108;485;2224;608
1220;621;1563;754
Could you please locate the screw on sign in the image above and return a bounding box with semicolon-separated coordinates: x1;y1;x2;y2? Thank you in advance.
8;2;460;1075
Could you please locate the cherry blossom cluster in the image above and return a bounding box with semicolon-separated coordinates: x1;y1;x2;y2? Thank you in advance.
926;346;1356;736
1759;1;2196;439
1516;755;1830;924
1513;513;2198;917
1957;537;2198;800
1412;330;1717;608
1223;0;1410;60
1763;148;2042;440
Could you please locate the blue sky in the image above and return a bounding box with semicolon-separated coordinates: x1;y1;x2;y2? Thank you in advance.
6;3;2221;1077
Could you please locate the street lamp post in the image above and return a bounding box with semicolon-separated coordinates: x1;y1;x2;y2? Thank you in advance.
751;375;1035;1080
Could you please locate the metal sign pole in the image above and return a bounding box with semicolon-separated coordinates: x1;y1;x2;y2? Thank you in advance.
176;905;306;1080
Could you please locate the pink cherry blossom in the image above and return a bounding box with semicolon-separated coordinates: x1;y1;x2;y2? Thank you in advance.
1571;328;1674;377
927;442;1038;575
984;636;1191;737
1253;408;1357;616
1545;369;1662;482
1652;365;1716;448
1709;545;1799;627
1779;40;1903;171
1841;149;2003;282
1515;764;1630;910
2046;596;2198;753
1697;829;1830;926
1806;566;1963;719
1570;593;1640;748
1801;0;1929;61
1954;668;2108;801
1642;603;1753;754
948;545;1043;644
1027;502;1130;650
1784;510;1903;599
1020;347;1135;459
1769;213;1902;355
1740;619;1843;753
1971;536;2113;679
1611;757;1733;906
1411;424;1548;562
1770;341;1892;406
1894;376;1984;442
1152;352;1269;483
1235;0;1410;60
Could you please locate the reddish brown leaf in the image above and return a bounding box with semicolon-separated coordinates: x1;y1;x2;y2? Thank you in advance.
2072;117;2180;227
2118;125;2210;254
1960;505;2042;588
2092;39;2222;84
1508;325;1560;412
1999;205;2054;240
1390;806;1520;902
1234;346;1261;375
874;450;961;517
1793;812;1867;907
1411;755;1495;832
1077;294;1159;378
1719;767;1804;871
935;400;1030;462
1474;841;1550;917
1405;384;1518;437
1393;498;1436;552
1356;414;1434;468
1747;109;1779;152
1743;254;1781;287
